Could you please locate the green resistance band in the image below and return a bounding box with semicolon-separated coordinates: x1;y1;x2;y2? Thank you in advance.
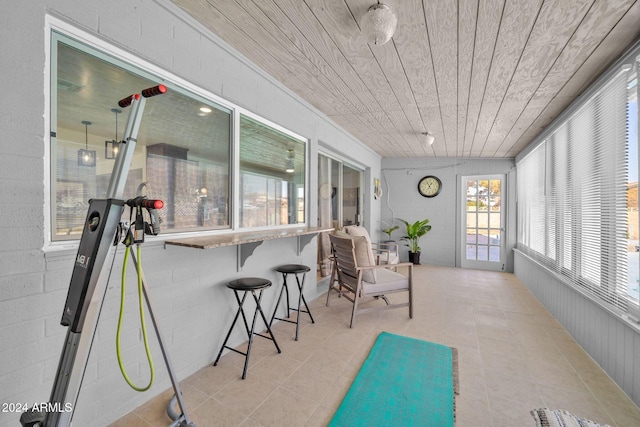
116;245;155;391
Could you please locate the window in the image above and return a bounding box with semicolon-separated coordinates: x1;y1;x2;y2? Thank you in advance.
239;115;306;228
51;33;232;241
516;45;639;312
628;65;639;302
316;153;364;277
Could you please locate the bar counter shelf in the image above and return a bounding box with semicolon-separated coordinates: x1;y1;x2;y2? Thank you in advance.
164;226;333;271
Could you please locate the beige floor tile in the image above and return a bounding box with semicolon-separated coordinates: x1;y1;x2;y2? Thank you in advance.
250;388;318;426
108;412;150;427
280;362;338;402
110;265;639;427
188;398;247;426
455;387;491;425
490;396;543;426
215;375;279;416
305;404;336;427
484;370;544;409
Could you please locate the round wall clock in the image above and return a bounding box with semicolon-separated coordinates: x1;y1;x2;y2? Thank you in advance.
418;175;442;198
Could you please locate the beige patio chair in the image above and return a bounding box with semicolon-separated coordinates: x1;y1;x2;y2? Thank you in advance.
327;233;413;328
342;225;399;266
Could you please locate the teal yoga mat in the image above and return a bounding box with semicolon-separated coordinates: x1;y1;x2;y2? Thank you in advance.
329;332;455;427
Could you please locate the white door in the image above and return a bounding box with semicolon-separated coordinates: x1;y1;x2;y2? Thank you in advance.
461;175;506;271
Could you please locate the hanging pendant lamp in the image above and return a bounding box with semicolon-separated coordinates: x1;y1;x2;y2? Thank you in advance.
78;120;96;167
361;2;398;46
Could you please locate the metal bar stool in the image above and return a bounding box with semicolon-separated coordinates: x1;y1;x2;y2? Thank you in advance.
269;264;315;340
213;277;281;379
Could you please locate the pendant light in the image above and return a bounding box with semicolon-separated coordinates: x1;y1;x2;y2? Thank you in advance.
78;120;96;167
105;108;122;159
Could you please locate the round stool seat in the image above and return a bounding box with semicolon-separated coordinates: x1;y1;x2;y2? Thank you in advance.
228;277;271;291
276;264;311;274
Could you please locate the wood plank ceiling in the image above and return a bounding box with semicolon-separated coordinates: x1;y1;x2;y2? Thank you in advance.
173;0;640;158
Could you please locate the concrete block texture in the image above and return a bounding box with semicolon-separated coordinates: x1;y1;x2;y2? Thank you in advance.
0;1;380;426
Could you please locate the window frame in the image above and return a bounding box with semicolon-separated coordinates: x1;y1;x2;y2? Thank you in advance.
516;47;637;314
44;16;309;251
234;109;309;232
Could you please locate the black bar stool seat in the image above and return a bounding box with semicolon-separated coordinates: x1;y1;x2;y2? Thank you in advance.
269;264;315;340
214;277;281;379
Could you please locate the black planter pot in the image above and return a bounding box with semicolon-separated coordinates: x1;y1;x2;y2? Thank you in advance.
408;251;421;265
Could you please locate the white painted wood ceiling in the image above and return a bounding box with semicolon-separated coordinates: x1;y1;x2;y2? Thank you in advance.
173;0;640;158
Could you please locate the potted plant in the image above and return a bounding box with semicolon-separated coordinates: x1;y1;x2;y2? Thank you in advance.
381;222;399;242
399;218;431;265
380;222;400;256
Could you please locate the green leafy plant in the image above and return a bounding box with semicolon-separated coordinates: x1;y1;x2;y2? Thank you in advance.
399;218;431;253
381;223;399;240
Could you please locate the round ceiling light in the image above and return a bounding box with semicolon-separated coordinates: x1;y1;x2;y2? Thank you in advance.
361;2;398;46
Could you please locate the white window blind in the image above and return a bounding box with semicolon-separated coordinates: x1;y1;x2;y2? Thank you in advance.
517;54;636;312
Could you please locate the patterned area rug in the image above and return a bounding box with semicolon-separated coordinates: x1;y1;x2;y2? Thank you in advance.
329;332;458;427
531;408;611;427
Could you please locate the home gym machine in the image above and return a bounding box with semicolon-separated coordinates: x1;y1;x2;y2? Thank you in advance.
20;85;196;427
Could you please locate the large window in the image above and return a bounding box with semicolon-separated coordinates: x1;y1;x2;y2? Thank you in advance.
51;33;232;240
239;115;306;228
516;43;639;312
50;30;311;243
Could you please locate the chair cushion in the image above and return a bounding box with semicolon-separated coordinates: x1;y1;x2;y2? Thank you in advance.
362;268;408;294
335;230;377;283
346;226;399;265
343;225;372;243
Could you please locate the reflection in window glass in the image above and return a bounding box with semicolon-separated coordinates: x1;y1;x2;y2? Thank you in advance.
239;115;306;228
52;34;231;240
316;154;363;277
628;69;639;301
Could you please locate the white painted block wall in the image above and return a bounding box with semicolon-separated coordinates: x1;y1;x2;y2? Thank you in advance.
0;1;381;425
380;157;516;270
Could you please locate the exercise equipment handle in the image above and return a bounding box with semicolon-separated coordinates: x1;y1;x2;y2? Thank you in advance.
125;197;164;210
141;84;166;98
117;84;166;108
118;93;141;108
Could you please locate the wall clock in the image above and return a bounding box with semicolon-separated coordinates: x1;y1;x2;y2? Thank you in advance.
418;175;442;198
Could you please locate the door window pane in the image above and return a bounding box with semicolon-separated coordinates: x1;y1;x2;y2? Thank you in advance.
477;246;489;261
489;212;501;229
467;213;477;228
466;244;476;260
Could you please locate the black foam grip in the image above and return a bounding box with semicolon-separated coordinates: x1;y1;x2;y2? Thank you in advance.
141;84;167;98
125;196;164;209
118;93;140;108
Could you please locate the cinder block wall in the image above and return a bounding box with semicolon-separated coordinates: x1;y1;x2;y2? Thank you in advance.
0;1;381;426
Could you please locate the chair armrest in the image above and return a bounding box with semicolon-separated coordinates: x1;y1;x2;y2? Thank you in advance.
372;242;399;251
356;262;413;271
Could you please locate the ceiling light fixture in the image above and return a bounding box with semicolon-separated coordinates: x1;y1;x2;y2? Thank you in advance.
361;2;398;46
285;150;295;173
200;106;212;113
105;108;121;160
78;120;96;167
422;131;435;146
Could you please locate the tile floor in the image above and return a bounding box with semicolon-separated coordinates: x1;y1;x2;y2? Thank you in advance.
110;265;640;426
